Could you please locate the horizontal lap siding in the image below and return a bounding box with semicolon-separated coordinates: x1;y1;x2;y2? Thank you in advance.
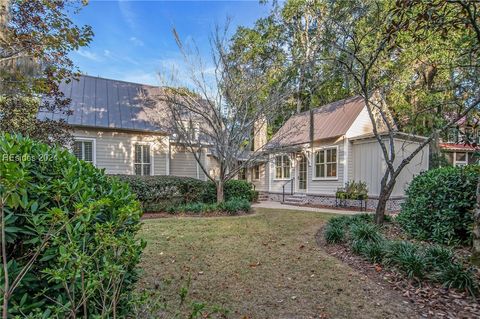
72;128;168;175
307;140;345;195
170;146;199;178
250;163;268;192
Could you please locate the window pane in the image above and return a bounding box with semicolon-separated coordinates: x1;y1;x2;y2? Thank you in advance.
315;164;320;178
283;155;290;167
143;145;150;163
135;145;142;163
134;164;142;175
283;166;290;178
331;149;337;162
320;151;325;164
456;152;467;162
320;164;325;177
83;142;93;162
275;156;281;167
276;167;282;179
143;164;151;176
327;163;337;177
73;141;82;160
326;149;332;162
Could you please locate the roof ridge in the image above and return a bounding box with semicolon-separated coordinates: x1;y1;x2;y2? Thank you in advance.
78;73;159;88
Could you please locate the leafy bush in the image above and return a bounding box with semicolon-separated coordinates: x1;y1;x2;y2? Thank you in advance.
119;176;256;212
219;197;251;214
397;165;479;245
350;222;383;243
387;241;426;279
424;245;454;269
324;223;346;244
436;263;478;296
0;134;144;317
336;181;368;200
361;241;387;263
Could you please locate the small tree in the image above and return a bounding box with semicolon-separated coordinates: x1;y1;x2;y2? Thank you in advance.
157;25;293;203
322;0;480;224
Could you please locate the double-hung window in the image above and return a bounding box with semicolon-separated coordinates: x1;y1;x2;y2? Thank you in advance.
275;155;290;179
73;140;94;164
253;165;260;180
314;148;337;178
134;144;151;175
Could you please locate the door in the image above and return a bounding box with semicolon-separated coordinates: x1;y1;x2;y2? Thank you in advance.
297;154;307;192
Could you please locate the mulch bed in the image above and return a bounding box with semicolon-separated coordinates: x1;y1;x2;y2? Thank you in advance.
316;226;480;318
141;211;254;219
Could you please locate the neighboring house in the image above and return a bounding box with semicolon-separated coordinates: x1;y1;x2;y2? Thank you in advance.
40;75;428;211
440;120;479;166
243;96;429;211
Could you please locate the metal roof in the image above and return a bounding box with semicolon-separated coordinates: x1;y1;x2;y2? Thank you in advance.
269;95;366;147
38;75;170;133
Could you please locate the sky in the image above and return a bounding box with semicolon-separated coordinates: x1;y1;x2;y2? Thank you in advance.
70;0;272;86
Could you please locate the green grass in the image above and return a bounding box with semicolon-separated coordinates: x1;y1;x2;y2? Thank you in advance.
138;208;416;318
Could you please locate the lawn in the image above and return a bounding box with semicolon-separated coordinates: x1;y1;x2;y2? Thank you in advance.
138;208;416;318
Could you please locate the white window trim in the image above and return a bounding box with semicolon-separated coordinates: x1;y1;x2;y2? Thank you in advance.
312;145;339;181
133;142;154;176
273;154;292;181
252;165;261;181
73;137;96;166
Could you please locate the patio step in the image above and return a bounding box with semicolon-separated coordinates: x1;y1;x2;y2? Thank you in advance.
282;194;307;205
257;194;269;202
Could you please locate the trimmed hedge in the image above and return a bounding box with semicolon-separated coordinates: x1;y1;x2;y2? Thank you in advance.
117;175;256;212
397;165;479;245
166;198;251;215
0;134;144;317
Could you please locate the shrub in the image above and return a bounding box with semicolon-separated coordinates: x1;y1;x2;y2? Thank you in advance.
0;134;144;317
336;181;368;200
436;263;478;296
325;223;345;244
350;222;383;243
219;197;251;215
203;180;257;203
351;239;368;255
397;165;479;245
387;241;426;279
424;245;455;269
361;240;387;263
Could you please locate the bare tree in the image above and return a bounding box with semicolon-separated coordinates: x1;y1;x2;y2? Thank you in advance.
156;24;293;203
323;1;480;224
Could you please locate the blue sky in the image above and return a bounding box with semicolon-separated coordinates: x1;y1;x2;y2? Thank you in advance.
70;0;272;86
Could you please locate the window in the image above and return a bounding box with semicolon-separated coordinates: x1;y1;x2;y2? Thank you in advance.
253;165;260;180
238;167;247;180
454;152;468;167
314;148;337;178
275;155;291;179
73;140;94;163
134;144;151;175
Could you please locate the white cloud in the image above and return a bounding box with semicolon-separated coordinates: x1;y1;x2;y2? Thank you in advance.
129;37;144;47
118;70;159;86
77;49;102;61
118;0;136;29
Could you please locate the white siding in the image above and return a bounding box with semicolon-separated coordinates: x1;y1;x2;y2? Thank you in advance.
250;163;269;192
350;137;429;197
72;128;169;175
345;106;374;138
170;145;201;178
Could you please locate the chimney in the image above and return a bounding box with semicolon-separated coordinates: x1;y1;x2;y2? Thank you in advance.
253;116;267;152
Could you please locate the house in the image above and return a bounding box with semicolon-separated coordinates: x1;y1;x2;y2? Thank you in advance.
439;119;479;166
41;75;428;211
243;96;430;211
39;75;212;180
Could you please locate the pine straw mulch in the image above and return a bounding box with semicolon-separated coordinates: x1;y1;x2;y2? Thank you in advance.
316;225;480;319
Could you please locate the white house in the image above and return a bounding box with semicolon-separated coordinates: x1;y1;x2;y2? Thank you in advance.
41;75;428;211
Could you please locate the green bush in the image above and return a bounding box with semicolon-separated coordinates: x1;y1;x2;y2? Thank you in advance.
336;181;368;200
361;241;387;263
397;165;479;245
350;222;383;243
119;176;256;211
219;197;251;215
424;245;454;269
0;134;144;317
324;223;345;244
387;241;426;279
167;198;251;215
436;263;478;296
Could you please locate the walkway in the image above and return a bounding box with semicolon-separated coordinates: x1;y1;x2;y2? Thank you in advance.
252;200;369;215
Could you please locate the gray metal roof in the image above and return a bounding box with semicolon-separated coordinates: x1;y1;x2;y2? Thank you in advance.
38;75;169;133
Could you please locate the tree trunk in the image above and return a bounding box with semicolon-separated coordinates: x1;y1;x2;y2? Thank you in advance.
216;180;224;203
374;183;395;225
471;176;480;265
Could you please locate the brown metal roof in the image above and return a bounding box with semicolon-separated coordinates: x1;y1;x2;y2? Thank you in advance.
269;95;365;147
38;75;170;133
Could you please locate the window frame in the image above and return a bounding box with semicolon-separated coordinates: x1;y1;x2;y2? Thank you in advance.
274;154;291;180
253;165;260;180
453;151;468;167
134;142;154;176
72;138;96;165
312;146;339;181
